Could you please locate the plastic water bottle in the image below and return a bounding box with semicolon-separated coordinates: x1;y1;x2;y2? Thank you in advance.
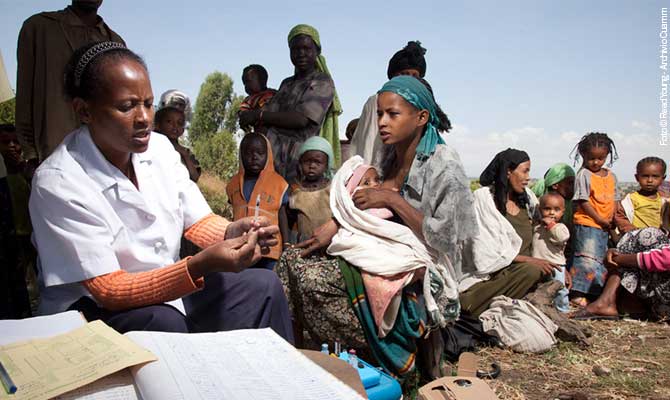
348;349;358;368
321;343;329;354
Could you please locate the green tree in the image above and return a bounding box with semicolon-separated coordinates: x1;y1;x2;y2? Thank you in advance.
189;72;234;142
193;131;239;182
189;71;243;183
223;94;244;134
0;97;15;124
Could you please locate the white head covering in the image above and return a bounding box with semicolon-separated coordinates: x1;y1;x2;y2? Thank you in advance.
158;90;192;121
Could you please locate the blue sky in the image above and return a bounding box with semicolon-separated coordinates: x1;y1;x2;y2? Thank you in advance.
1;0;668;179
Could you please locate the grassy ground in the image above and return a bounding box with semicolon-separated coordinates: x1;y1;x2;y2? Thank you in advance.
407;319;670;400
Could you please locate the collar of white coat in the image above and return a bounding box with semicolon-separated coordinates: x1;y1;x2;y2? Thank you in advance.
69;125;153;192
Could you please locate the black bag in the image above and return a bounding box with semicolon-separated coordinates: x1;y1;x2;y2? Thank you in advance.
442;312;500;362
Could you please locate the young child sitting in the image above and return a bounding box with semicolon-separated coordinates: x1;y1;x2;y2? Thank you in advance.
154;96;201;183
238;64;277;133
615;157;669;233
570;132;618;307
226;133;289;270
532;193;572;312
289;136;335;243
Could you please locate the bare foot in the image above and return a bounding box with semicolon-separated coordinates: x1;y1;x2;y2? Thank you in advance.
584;299;618;317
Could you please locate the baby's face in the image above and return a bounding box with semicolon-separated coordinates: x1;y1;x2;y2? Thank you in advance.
358;168;381;189
540;195;565;221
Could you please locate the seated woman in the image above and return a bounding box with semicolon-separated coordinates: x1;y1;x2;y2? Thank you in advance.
29;42;293;341
277;76;476;377
458;149;562;317
238;24;340;183
574;227;670;320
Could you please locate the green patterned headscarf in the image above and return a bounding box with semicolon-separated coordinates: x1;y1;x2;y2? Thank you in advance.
298;136;335;179
288;24;343;167
531;163;575;197
532;162;575;227
378;75;445;161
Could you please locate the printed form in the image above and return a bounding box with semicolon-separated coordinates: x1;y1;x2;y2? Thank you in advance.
127;328;366;400
0;320;156;400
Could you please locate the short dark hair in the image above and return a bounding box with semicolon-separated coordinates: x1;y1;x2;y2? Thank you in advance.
64;41;148;100
242;64;269;86
539;192;565;208
154;107;184;126
636;156;667;175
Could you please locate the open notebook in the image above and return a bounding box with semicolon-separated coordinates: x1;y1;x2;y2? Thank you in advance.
0;312;365;400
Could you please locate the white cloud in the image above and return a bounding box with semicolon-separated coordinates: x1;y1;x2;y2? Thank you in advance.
631;120;651;131
445;125;665;181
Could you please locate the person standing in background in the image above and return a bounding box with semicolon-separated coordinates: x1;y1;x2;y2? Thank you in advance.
15;0;124;166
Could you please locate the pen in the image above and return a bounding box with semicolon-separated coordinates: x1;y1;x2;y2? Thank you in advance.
0;360;17;394
254;194;261;222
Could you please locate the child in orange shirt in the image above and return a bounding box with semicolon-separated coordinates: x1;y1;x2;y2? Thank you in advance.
570;132;618;307
226;133;289;269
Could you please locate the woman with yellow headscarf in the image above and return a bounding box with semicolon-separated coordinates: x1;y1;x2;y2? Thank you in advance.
239;24;341;184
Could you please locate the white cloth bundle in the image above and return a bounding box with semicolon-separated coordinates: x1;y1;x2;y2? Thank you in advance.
327;156;459;328
479;295;558;353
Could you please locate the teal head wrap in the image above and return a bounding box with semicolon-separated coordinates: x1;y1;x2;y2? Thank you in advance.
531;163;576;197
378;75;445;160
298;136;335;179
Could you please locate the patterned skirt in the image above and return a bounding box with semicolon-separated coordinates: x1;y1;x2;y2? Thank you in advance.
617;228;670;320
275;247;368;350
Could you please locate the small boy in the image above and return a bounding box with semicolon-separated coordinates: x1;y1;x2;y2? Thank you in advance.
615;157;669;233
226;133;289;269
238;65;277;133
532;192;572;312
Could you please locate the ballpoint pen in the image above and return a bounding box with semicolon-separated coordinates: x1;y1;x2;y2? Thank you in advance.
0;360;17;394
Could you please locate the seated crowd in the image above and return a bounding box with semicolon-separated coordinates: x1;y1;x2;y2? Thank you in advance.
2;12;669;384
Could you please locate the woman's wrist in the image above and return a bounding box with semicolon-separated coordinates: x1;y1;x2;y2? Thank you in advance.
187;251;209;280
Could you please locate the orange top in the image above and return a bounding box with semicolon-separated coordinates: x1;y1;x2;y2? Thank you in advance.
226;135;288;259
84;213;229;311
573;169;616;229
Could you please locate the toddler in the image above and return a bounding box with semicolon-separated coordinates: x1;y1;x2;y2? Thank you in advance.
289;136;335;243
532;193;571;312
570;132;618;307
239;64;277;133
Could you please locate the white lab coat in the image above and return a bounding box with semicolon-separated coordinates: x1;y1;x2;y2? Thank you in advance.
30;127;212;315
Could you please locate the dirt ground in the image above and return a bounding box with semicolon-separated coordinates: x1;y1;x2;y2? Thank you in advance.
472;319;670;400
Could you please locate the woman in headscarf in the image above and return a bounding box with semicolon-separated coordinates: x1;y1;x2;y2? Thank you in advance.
350;41;431;166
276;76;476;378
239;24;340;183
532;162;576;228
458;149;562;317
